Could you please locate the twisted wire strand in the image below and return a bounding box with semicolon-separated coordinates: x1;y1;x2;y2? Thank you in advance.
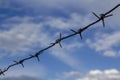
0;4;120;76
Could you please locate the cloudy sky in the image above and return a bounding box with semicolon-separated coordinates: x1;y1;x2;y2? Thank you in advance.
0;0;120;80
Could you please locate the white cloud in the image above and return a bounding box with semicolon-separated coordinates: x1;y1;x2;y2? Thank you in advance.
55;69;120;80
44;13;92;30
77;69;120;80
0;17;51;56
89;70;102;75
86;31;120;57
0;13;85;56
103;50;118;57
62;71;81;78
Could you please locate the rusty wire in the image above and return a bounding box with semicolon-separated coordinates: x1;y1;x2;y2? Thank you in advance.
0;4;120;76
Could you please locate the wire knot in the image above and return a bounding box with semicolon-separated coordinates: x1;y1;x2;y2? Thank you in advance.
70;29;83;40
51;33;62;48
13;60;24;68
30;53;40;62
0;69;5;76
92;12;113;27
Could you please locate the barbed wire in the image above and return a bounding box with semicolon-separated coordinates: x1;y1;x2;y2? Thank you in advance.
0;4;120;76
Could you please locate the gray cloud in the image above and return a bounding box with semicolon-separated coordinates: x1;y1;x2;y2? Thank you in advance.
1;0;120;16
1;75;40;80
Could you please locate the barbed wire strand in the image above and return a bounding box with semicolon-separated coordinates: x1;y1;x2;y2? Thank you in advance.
0;4;120;76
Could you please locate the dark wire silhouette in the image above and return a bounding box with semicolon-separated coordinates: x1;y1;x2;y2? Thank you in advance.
0;4;120;76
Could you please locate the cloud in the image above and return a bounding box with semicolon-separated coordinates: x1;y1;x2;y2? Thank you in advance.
55;69;120;80
0;14;84;71
1;75;40;80
2;63;48;78
86;31;120;57
44;13;92;30
1;0;120;17
0;0;120;75
53;71;81;80
77;69;120;80
0;0;120;79
13;0;120;11
0;12;87;56
0;18;53;57
50;40;83;70
1;0;120;29
62;71;81;78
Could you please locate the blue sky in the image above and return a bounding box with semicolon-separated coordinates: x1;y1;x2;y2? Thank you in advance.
0;0;120;80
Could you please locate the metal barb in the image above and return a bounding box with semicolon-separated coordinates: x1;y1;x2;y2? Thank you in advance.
71;29;83;40
19;60;24;68
92;12;109;28
100;14;113;27
70;29;77;33
92;12;100;19
59;42;62;48
14;60;24;68
30;54;40;62
78;29;83;40
100;14;106;27
21;63;24;68
0;69;5;76
29;54;34;57
102;19;105;27
35;53;40;62
50;42;55;45
51;33;62;48
79;33;82;40
13;61;18;64
55;33;62;48
105;14;113;17
59;33;62;48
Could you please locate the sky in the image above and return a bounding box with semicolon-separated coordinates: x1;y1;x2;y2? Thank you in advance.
0;0;120;80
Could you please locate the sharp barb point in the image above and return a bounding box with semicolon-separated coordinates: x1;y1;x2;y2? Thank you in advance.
59;42;62;48
70;29;77;33
13;60;18;64
50;43;55;45
102;19;105;27
79;33;82;40
36;56;40;62
92;12;100;19
19;60;24;68
21;63;24;68
105;14;113;17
